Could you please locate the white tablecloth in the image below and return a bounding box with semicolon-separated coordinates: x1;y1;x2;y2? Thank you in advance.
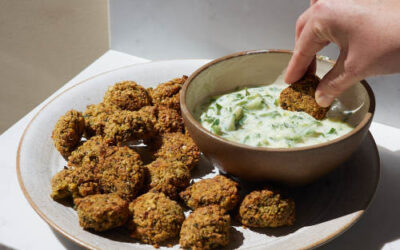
1;50;399;250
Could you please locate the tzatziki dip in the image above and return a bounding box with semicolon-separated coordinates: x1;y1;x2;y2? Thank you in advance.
195;84;353;148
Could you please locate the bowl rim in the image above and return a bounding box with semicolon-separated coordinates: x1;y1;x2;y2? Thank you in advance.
181;49;376;152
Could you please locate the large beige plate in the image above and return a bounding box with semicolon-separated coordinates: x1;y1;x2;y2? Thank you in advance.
17;60;380;250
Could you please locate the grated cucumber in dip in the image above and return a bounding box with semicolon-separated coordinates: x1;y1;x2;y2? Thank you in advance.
195;84;353;148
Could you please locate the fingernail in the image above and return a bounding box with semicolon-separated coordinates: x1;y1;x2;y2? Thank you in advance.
315;90;333;107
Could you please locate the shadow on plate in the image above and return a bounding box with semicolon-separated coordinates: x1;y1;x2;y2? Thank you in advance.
190;154;216;179
226;227;245;250
319;147;400;250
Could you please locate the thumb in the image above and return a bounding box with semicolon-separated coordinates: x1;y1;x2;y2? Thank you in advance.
315;53;360;107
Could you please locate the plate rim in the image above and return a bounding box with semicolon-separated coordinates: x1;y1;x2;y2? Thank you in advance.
16;59;380;250
301;133;380;249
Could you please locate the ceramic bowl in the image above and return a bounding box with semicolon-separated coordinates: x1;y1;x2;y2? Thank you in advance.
181;50;375;185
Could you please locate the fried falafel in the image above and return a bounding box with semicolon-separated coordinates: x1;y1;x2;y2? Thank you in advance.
103;81;151;111
154;132;200;170
103;108;157;143
280;74;329;120
83;103;118;137
75;193;130;231
149;76;187;111
52;110;85;158
99;146;145;200
180;175;240;211
129;192;185;245
155;106;184;134
52;145;144;201
50;166;100;200
179;205;230;250
50;168;75;200
145;158;190;199
239;189;295;228
67;135;108;168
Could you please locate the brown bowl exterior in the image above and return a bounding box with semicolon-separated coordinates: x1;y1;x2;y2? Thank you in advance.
184;114;372;185
181;50;375;185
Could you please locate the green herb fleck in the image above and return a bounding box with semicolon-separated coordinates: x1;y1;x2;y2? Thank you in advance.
259;111;281;118
314;121;323;126
328;128;337;134
211;119;220;126
235;93;244;99
203;117;215;123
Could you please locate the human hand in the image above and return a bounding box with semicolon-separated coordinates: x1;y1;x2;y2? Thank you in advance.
285;0;400;107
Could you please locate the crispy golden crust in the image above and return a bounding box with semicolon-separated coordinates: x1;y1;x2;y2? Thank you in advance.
145;158;191;199
129;192;185;245
51;166;100;200
179;205;230;250
52;145;144;201
83;103;118;137
50;169;75;200
67;136;108;168
100;146;145;200
52;110;85;158
149;76;187;111
180;175;240;211
280;75;329;120
155;132;200;170
239;189;295;228
103;81;151;111
75;194;130;231
155;106;184;134
103;108;158;144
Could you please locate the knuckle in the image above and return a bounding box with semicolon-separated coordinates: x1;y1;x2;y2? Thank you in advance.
313;1;328;13
312;21;326;40
296;14;306;27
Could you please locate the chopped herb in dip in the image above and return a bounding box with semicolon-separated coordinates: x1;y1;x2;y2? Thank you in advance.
195;84;353;148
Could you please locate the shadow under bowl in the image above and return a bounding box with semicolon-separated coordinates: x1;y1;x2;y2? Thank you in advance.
181;49;375;186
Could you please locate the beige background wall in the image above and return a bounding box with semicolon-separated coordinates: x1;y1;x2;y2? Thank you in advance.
0;0;109;134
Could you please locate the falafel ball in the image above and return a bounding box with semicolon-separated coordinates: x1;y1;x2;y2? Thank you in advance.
53;144;144;201
145;158;190;199
180;175;240;211
67;135;108;168
179;205;230;250
149;76;187;111
51;164;101;200
50;169;75;200
239;189;295;228
280;74;329;120
154;132;200;170
103;81;151;111
155;106;184;134
83;103;117;137
129;192;185;245
100;146;145;201
103;108;157;143
52;110;85;158
75;193;130;231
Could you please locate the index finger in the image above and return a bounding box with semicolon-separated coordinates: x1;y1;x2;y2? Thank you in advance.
285;21;329;84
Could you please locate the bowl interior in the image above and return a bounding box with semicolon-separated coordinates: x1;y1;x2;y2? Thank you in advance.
185;51;371;128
